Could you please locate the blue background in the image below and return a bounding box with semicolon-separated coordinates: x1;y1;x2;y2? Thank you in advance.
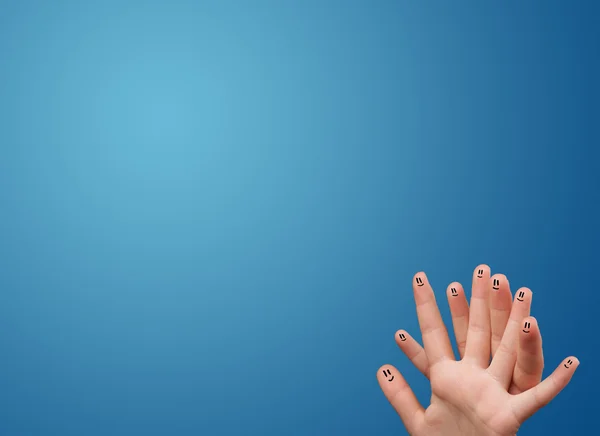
0;0;598;434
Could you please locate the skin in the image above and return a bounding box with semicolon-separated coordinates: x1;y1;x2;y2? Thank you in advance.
378;265;578;436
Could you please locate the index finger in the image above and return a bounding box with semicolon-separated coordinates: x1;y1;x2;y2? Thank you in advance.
413;272;454;367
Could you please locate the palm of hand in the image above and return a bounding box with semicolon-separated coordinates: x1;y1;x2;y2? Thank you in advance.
422;360;519;436
378;266;578;436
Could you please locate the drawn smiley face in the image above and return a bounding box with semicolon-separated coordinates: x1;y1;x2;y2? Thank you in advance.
399;333;407;342
382;368;394;382
492;278;500;290
516;290;525;302
450;287;458;297
415;277;424;287
564;359;573;369
522;321;531;333
477;269;484;278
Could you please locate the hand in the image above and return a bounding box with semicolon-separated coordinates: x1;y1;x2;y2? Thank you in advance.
393;266;544;395
377;265;578;436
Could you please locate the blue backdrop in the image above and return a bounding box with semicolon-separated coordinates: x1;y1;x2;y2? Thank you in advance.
0;0;597;435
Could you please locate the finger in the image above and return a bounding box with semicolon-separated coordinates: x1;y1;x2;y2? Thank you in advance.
489;274;513;357
511;356;579;423
377;365;425;434
395;330;430;378
464;264;492;366
446;282;469;359
413;272;454;366
488;287;532;388
509;316;544;394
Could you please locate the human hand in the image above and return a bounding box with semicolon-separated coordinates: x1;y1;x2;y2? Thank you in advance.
393;266;545;395
377;265;578;436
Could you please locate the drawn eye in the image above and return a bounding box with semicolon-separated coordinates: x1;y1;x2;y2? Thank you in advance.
382;369;395;381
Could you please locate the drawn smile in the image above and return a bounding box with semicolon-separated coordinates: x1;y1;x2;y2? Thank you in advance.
382;369;395;382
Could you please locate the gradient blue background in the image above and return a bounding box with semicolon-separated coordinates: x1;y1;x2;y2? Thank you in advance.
0;1;598;434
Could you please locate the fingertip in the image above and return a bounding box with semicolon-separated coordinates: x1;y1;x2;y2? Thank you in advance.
377;364;393;377
413;271;427;283
413;272;429;291
395;329;409;343
473;265;491;291
562;356;580;371
514;287;532;303
490;273;506;291
446;282;462;297
377;364;404;390
520;316;538;337
474;264;491;276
